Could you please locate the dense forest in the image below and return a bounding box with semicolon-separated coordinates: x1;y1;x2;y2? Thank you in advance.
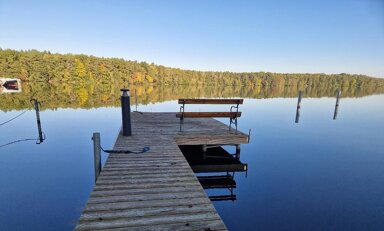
1;82;384;111
1;48;384;87
1;48;384;111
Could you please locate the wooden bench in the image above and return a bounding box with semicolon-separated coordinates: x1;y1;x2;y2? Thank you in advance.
176;98;243;133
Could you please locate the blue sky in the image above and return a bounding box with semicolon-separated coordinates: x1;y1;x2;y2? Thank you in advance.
1;0;383;77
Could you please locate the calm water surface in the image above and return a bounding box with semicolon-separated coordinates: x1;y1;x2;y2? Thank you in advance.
0;88;383;231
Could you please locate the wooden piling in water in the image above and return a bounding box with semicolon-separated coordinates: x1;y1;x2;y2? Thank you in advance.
295;91;302;123
32;99;44;143
92;132;101;183
333;89;341;120
135;89;138;111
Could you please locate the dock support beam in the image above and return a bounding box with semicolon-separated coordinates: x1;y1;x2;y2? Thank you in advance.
92;132;101;183
202;144;207;159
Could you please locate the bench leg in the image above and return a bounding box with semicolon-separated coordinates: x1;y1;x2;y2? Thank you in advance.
229;118;238;134
179;103;185;132
235;117;238;134
180;117;184;132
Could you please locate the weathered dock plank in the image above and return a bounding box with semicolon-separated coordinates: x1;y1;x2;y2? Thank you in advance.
76;112;249;230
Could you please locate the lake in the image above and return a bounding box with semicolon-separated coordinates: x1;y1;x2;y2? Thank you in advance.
0;84;383;231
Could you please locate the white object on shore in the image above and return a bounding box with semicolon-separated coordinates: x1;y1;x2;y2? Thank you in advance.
0;78;22;93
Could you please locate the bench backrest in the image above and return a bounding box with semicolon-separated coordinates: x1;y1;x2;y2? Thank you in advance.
178;99;243;105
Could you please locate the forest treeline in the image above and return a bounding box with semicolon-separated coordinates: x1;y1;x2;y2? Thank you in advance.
1;48;384;111
1;48;384;88
1;83;384;111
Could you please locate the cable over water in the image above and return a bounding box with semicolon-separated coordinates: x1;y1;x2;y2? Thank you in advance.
0;110;29;127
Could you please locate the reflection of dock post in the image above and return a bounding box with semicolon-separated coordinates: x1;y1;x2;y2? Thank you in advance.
202;144;207;159
295;91;302;123
32;99;44;143
92;132;101;183
235;144;240;159
333;89;341;120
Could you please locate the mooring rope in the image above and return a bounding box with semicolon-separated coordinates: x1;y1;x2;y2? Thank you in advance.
99;145;150;154
0;128;46;148
0;133;46;148
0;109;29;127
0;96;37;127
0;138;39;148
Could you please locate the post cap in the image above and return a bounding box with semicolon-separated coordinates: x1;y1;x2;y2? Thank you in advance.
121;88;130;96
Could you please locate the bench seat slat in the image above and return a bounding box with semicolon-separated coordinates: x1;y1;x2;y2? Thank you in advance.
178;99;243;105
176;112;241;118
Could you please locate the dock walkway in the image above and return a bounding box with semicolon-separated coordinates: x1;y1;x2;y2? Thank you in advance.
76;112;248;230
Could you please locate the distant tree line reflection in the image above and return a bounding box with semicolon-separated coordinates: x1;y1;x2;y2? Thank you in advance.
1;49;384;111
1;83;383;111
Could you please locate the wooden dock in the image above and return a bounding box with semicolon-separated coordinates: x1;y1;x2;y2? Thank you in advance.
76;112;249;230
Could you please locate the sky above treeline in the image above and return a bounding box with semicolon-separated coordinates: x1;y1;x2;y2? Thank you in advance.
0;0;383;78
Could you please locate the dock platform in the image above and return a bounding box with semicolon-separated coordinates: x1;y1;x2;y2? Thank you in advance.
76;112;249;230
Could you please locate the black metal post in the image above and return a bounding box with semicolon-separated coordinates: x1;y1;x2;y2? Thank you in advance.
333;89;341;120
121;89;132;136
32;99;44;143
295;91;302;123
